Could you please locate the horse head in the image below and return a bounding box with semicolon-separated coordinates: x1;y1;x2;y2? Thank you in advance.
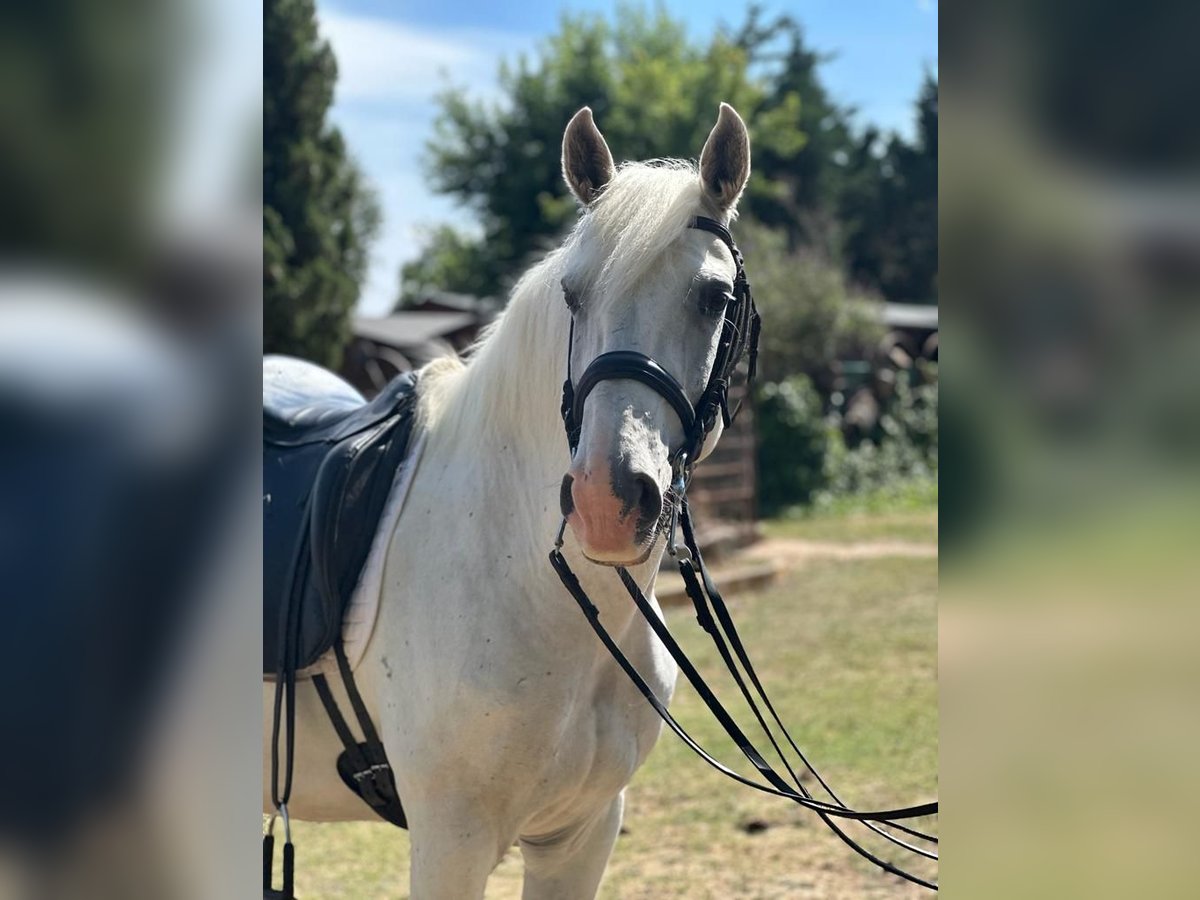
557;103;752;566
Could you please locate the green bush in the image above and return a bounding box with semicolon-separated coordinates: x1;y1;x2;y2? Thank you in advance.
755;365;938;516
756;375;837;515
736;219;885;382
825;369;938;497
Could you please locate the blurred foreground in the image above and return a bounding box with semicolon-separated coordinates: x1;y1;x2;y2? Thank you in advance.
0;1;260;897
942;2;1200;896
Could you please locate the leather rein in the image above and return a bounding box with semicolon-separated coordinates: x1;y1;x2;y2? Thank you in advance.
549;215;939;890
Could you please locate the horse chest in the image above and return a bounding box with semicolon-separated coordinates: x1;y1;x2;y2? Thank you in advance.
482;633;675;820
374;468;677;824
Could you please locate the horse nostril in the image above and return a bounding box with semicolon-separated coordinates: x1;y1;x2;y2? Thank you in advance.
630;473;662;525
560;474;575;517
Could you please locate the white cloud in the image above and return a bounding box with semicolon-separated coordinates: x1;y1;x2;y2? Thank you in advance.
313;7;536;312
318;9;529;104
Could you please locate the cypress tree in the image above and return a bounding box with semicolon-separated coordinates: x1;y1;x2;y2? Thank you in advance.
264;0;378;367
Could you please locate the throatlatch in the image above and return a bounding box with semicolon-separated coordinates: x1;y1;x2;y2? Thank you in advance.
550;216;939;891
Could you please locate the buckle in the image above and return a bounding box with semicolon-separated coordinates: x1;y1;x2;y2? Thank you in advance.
669;451;690;494
353;763;392;784
665;458;691;561
671;465;688;498
353;763;391;781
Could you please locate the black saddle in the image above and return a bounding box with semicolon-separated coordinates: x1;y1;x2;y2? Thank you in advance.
263;356;420;674
263;357;416;897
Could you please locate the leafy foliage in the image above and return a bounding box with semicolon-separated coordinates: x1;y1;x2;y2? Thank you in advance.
730;7;856;256
823;372;939;500
756;376;837;513
402;5;760;303
736;219;884;382
407;3;936;312
840;74;938;303
757;369;939;516
264;0;379;368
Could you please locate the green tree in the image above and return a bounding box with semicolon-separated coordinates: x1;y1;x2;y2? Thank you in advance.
840;73;938;303
732;6;856;256
882;73;937;303
736;219;883;383
401;5;761;305
408;3;936;311
264;0;378;367
404;4;875;307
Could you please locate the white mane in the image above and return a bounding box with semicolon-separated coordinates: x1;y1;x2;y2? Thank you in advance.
418;159;714;445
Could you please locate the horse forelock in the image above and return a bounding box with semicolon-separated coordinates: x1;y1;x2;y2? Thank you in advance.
566;160;714;303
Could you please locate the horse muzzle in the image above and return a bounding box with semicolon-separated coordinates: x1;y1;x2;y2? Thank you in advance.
560;458;663;565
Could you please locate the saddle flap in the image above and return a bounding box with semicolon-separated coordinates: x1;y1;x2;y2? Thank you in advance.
263;362;420;675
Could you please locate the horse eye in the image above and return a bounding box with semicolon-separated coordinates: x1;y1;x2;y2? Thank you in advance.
561;278;581;312
698;285;733;317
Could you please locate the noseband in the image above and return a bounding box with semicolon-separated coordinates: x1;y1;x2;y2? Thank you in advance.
559;215;761;477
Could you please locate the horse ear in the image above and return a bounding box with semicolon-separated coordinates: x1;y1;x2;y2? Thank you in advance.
699;103;751;211
562;107;615;206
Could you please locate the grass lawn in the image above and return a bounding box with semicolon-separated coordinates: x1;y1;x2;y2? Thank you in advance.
761;510;938;546
762;482;939;546
289;510;938;898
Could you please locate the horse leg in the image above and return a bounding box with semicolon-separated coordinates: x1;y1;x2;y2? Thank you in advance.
518;792;625;900
406;795;510;900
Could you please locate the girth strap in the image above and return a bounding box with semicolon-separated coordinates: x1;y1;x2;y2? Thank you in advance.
312;643;408;829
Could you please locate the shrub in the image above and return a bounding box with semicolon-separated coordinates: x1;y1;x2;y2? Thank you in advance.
820;368;938;503
756;365;938;516
756;375;837;515
736;219;885;383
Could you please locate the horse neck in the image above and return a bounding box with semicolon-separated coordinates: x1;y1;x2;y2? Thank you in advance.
418;261;573;552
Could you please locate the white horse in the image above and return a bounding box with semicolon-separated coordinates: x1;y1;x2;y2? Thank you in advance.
265;102;753;899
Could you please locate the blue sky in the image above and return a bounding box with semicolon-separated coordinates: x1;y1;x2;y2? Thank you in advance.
315;1;938;314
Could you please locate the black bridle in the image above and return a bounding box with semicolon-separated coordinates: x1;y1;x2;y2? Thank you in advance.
550;215;939;890
561;215;759;480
